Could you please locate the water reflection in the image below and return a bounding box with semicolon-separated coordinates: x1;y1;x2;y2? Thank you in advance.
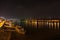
23;19;60;31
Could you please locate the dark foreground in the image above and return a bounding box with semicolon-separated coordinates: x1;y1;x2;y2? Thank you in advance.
0;28;60;40
11;29;60;40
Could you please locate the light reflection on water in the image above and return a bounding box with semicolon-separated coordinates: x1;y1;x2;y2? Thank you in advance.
10;20;60;40
23;20;60;31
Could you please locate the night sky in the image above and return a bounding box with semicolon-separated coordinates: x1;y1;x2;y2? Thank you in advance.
0;0;60;19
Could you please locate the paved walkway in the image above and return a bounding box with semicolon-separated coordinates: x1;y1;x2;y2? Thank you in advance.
0;31;11;40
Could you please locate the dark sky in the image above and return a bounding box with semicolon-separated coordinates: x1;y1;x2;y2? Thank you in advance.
0;0;60;19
